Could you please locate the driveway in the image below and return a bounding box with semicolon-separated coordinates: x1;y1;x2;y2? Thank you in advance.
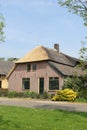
0;97;87;112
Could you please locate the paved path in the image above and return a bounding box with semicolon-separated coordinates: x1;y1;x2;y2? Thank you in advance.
0;97;87;112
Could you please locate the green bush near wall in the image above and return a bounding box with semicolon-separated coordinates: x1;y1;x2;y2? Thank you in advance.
0;89;50;99
7;91;38;98
0;89;8;97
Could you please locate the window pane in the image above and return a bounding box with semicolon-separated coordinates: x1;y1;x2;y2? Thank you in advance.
32;64;36;70
27;64;31;71
22;78;30;89
49;77;59;90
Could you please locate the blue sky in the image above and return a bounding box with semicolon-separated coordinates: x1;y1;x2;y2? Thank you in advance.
0;0;87;59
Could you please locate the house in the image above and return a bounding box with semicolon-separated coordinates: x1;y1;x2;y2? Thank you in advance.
7;44;83;94
0;61;15;89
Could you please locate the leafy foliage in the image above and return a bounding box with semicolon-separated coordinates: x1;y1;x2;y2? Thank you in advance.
58;0;87;71
0;88;8;97
63;74;87;101
0;90;50;99
0;57;19;61
78;42;87;70
78;89;87;99
7;57;19;61
0;57;5;61
0;13;5;42
58;0;87;26
63;73;87;91
63;76;81;92
7;91;38;98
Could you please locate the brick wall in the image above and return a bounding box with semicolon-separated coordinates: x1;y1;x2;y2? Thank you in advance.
8;61;64;94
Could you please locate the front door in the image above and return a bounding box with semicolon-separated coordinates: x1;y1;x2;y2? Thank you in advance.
0;81;2;88
39;78;44;94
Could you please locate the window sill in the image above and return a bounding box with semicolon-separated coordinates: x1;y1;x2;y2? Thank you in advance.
48;90;57;92
22;89;30;91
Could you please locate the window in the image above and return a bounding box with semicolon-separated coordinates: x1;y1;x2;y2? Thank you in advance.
27;64;31;71
49;77;59;90
27;64;36;71
22;78;30;89
32;64;36;70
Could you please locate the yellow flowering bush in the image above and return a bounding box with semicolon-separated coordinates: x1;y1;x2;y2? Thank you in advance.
52;89;77;101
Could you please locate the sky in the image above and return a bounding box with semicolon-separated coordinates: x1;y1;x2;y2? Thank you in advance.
0;0;87;59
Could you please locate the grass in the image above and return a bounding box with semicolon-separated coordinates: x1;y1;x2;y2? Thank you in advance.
0;106;87;130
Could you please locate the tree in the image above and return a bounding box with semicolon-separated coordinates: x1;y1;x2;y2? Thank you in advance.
58;1;87;99
58;0;87;69
0;57;5;61
78;42;87;70
0;12;5;42
58;0;87;26
7;57;19;61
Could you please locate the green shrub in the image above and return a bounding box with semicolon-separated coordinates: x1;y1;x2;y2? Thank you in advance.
63;76;81;92
7;91;38;98
17;92;25;97
7;91;18;98
22;91;31;98
28;91;38;98
52;89;77;101
42;91;50;99
78;90;87;99
38;92;50;99
0;90;50;99
75;97;87;103
0;89;8;97
63;73;87;92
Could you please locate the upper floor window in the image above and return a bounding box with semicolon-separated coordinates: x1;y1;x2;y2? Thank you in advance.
27;64;31;71
27;63;36;71
32;64;36;70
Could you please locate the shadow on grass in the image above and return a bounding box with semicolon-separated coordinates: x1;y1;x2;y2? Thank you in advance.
34;104;77;111
55;109;87;118
34;104;87;118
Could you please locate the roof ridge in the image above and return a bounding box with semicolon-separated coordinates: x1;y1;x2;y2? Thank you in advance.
61;52;79;60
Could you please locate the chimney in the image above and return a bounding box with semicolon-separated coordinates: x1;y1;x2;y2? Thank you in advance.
54;44;59;52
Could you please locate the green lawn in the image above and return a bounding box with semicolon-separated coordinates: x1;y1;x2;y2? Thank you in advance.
0;106;87;130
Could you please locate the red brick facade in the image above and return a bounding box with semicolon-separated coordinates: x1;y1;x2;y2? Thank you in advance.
8;61;63;94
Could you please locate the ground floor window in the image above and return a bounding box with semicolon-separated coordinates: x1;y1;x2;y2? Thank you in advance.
22;78;30;90
49;77;59;90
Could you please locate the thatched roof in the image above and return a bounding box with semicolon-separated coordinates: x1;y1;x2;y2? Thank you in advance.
16;45;78;67
0;61;15;75
49;61;84;76
7;45;84;78
16;46;49;63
